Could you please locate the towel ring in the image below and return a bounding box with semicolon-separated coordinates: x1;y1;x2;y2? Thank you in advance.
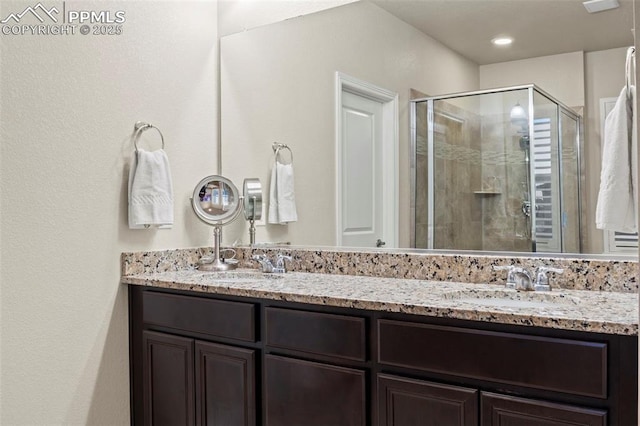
133;121;165;152
272;142;293;163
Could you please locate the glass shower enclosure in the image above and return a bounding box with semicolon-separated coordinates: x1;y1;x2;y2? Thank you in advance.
411;85;582;253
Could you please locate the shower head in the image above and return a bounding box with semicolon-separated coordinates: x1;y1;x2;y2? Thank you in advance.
510;102;528;129
519;134;530;150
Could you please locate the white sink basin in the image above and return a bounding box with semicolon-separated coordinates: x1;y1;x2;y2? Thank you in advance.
443;288;580;310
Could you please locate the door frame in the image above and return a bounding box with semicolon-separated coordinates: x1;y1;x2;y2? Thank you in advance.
334;72;399;247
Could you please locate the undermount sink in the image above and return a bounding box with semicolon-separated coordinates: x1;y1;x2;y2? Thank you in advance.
197;270;284;283
443;288;581;310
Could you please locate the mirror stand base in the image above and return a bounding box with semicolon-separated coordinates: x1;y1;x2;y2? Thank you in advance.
197;258;239;272
197;225;239;271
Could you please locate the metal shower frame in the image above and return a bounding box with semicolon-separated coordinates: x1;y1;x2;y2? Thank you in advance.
409;84;583;253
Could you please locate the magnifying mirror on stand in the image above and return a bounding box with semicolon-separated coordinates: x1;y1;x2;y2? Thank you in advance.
191;175;243;271
243;178;263;245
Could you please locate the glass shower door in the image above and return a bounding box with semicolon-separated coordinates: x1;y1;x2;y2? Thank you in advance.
531;91;561;253
412;85;582;253
559;109;581;253
421;88;536;252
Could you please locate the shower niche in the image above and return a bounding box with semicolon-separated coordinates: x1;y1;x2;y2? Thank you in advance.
412;85;581;253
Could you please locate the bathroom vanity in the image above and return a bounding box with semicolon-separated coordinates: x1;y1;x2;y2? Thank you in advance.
123;251;638;426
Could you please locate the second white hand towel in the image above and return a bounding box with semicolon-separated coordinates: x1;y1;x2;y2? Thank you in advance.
128;148;174;229
268;159;298;224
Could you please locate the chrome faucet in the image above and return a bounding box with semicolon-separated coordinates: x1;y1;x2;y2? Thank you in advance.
493;265;564;291
534;266;564;292
511;267;534;291
252;253;292;273
273;254;292;273
252;254;274;273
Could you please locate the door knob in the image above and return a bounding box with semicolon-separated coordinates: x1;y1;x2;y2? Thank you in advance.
376;239;386;247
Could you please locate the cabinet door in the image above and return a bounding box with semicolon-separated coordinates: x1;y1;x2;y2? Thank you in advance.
143;330;195;426
195;341;256;426
264;354;366;426
378;374;478;426
481;392;607;426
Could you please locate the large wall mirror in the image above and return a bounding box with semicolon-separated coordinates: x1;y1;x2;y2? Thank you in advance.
220;0;636;258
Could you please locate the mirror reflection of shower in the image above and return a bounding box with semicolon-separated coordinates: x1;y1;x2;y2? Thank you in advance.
411;84;582;253
510;101;531;241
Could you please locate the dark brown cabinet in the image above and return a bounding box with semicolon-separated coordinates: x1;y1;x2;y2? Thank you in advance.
376;372;609;426
196;341;256;426
481;392;607;426
139;329;256;425
263;308;368;425
377;319;607;398
264;307;367;362
135;290;258;425
378;374;478;426
129;286;637;426
264;354;366;426
143;331;195;426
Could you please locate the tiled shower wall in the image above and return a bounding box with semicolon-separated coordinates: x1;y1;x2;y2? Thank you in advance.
480;113;532;251
415;101;483;250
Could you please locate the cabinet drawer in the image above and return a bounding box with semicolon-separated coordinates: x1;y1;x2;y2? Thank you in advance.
265;307;367;361
378;319;607;398
264;354;366;426
143;292;256;342
481;392;607;426
378;374;478;426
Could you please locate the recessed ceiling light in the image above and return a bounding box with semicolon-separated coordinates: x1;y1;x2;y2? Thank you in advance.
492;37;513;46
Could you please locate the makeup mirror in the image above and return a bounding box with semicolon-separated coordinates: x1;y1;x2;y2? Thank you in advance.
192;175;242;225
191;175;242;270
243;178;263;221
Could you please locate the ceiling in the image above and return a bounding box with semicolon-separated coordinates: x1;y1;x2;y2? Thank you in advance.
372;0;635;65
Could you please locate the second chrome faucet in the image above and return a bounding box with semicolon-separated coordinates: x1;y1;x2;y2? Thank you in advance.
252;253;292;273
493;265;564;291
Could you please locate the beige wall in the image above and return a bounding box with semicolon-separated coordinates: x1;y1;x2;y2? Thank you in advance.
217;0;358;37
220;1;479;248
479;51;585;107
0;1;218;423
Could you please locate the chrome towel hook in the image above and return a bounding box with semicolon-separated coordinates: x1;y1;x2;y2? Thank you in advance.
133;121;165;152
625;46;635;98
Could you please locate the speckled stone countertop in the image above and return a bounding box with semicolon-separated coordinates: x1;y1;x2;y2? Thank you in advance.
122;246;639;293
122;268;638;336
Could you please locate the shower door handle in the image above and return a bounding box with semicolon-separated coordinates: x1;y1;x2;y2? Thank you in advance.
376;239;386;247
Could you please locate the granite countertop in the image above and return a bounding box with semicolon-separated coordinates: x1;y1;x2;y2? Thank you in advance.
122;268;638;336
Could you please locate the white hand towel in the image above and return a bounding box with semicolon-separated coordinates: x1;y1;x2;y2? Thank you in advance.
128;148;174;229
596;86;636;232
268;160;298;224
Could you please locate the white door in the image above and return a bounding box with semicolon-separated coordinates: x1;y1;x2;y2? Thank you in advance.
340;90;384;247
